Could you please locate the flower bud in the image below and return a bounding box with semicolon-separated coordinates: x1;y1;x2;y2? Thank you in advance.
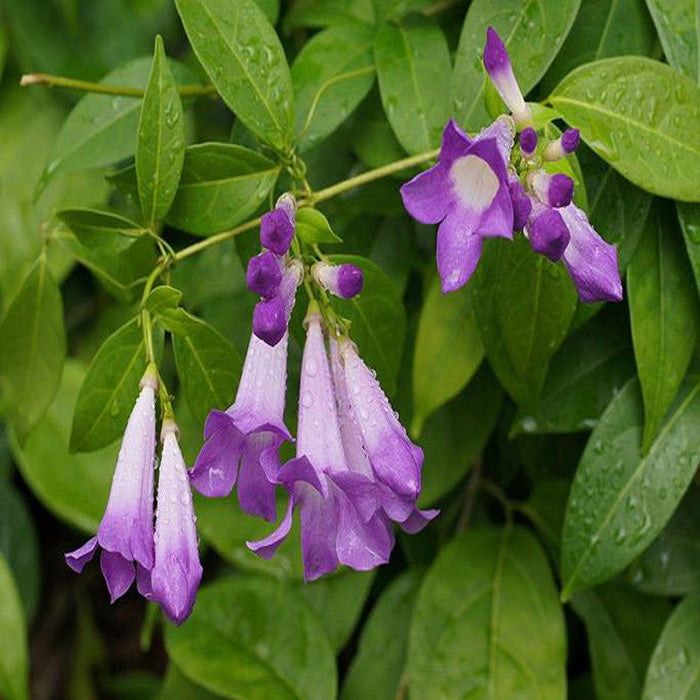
246;250;283;299
527;203;570;262
519;127;538;158
253;297;286;347
508;176;532;231
312;262;364;299
528;171;574;208
261;193;296;255
543;129;580;161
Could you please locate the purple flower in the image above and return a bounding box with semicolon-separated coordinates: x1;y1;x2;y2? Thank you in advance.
528;171;574;208
526;201;570;262
246;250;282;299
559;203;623;302
519;127;537;158
248;313;395;580
312;262;364;299
260;193;295;255
150;420;202;625
508;175;532;231
253;260;303;347
483;27;532;126
401;116;515;293
190;325;293;521
544;129;580;161
65;370;157;602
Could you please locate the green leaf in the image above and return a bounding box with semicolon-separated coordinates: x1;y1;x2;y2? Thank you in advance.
283;0;375;32
350;90;406;169
374;17;451;154
327;254;406;395
136;36;185;224
56;208;147;254
12;361;117;533
295;208;342;245
175;0;294;151
541;0;657;94
645;0;700;81
520;477;571;562
341;571;421;700
409;526;567;698
167;143;279;235
167;312;242;428
0;487;40;622
165;576;337;700
0;552;28;700
451;0;581;130
70;318;153;453
549;57;700;201
296;569;375;652
292;23;376;152
677;203;700;300
412;275;483;437
629;486;700;596
159;666;225;700
0;255;66;441
42;57;195;186
628;206;699;452
561;377;700;598
144;285;183;316
512;311;635;435
470;236;578;408
642;593;700;699
571;583;670;700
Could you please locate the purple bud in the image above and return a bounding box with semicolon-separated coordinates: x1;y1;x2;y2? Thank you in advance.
529;171;574;208
246;251;282;299
253;297;286;347
508;177;532;231
312;262;364;299
528;206;570;262
261;196;295;255
561;129;580;154
519;127;538;156
484;27;509;73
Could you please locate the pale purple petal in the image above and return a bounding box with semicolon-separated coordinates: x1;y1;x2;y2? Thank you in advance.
276;455;325;495
152;432;203;626
299;486;339;582
475;115;515;166
400;161;454;224
65;536;98;573
436;208;483;293
100;550;135;603
237;434;278;521
400;507;440;534
136;564;153;599
560;203;623;302
97;385;156;570
527;202;570;262
329;471;380;522
247;495;295;559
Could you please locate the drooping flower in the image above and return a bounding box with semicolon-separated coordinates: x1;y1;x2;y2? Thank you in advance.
65;367;157;602
248;312;395;580
190;322;294;522
260;193;296;255
483;27;532;127
150;418;202;625
401;116;515;293
311;261;364;299
253;259;303;347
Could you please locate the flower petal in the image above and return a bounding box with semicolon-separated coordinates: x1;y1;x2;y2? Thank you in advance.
400;507;440;534
436;208;483;293
237;434;278;521
299;486;339;582
100;550;135;603
400;162;453;225
65;536;98;573
246;495;295;559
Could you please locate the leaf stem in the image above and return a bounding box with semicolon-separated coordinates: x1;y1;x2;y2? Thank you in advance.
20;73;218;98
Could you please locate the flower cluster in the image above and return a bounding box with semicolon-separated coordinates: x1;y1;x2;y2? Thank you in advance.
65;367;202;626
192;198;436;581
401;27;623;303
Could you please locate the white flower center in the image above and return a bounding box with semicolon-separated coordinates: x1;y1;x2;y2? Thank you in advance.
450;155;499;213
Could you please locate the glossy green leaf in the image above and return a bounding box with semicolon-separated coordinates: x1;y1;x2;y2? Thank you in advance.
167;143;279;235
159;666;226;700
145;285;183;316
541;0;657;94
341;571;421;700
451;0;581;130
645;0;699;81
56;208;147;254
374;17;450;154
470;236;578;408
412;275;483;436
409;526;567;698
350;90;406;169
327;254;406;395
0;552;28;700
677;203;700;299
292;23;375;152
0;487;40;622
628;486;700;596
70;318;152;453
572;583;670;700
42;57;195;186
165;576;337;700
296;569;375;652
0;255;66;441
168;313;242;428
642;593;700;699
512;311;635;435
136;36;185;224
561;378;700;598
12;361;116;533
283;0;375;32
628;207;698;452
175;0;294;151
549;57;700;201
520;477;571;562
295;207;342;245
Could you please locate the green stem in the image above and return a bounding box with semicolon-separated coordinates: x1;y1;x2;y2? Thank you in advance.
20;73;218;98
174;217;262;263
